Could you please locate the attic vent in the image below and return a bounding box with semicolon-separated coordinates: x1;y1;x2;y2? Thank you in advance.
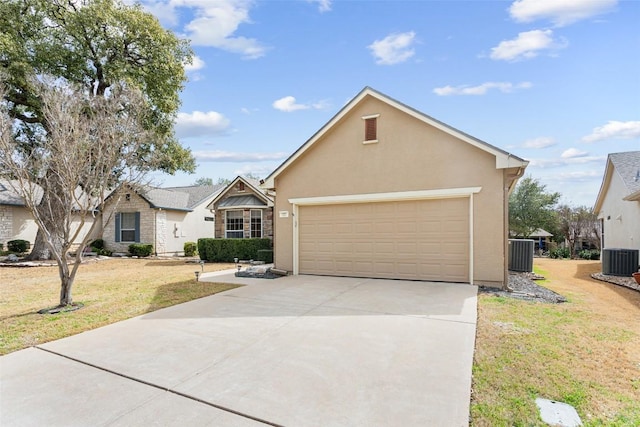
362;114;380;143
238;182;245;191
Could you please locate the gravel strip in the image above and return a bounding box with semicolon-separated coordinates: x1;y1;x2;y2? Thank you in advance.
479;272;567;303
591;273;640;292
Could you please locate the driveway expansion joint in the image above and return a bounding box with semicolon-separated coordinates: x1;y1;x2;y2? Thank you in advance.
33;346;283;427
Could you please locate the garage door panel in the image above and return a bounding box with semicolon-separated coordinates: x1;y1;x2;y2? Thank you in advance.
298;198;469;282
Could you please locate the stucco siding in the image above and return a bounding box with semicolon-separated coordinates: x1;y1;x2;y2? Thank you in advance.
597;171;640;250
273;96;507;285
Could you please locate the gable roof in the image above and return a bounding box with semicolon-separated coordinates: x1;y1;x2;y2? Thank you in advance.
132;184;225;212
594;151;640;213
206;176;273;210
262;86;528;189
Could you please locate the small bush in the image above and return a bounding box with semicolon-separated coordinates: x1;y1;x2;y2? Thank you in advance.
90;239;105;250
198;238;272;262
7;239;30;253
257;249;273;263
184;241;198;257
550;247;571;259
579;249;600;260
128;243;153;257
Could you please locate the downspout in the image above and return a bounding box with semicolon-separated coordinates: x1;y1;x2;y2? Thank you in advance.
154;209;158;256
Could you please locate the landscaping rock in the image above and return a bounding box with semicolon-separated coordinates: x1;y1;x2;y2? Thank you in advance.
480;272;567;303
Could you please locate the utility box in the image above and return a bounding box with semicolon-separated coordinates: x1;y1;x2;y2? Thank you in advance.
602;249;639;276
508;239;534;272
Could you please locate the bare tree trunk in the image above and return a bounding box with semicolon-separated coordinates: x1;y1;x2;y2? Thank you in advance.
26;181;65;261
59;268;73;306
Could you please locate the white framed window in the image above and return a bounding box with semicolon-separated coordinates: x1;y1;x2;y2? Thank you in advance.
116;212;139;243
250;209;262;238
225;210;244;238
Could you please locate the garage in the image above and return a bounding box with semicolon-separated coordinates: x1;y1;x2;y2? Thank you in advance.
263;87;528;288
297;197;470;282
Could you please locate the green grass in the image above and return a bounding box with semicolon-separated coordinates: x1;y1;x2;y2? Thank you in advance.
0;259;238;355
472;287;640;426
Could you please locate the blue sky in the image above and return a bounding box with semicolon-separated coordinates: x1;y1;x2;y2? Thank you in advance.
137;0;639;207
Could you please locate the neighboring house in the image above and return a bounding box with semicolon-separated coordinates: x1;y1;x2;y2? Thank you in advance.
102;184;225;255
0;179;98;250
262;87;528;287
593;151;640;251
206;176;274;239
510;228;553;252
0;180;40;247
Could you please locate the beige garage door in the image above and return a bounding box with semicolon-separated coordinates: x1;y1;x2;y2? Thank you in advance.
298;198;469;282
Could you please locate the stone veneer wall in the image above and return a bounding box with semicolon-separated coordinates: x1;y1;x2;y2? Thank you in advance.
213;181;274;240
103;190;155;253
0;205;12;247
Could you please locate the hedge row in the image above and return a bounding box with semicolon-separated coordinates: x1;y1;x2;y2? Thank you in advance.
198;238;272;262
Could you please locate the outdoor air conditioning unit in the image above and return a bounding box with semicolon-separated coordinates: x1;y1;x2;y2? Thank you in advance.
508;239;534;272
602;248;639;276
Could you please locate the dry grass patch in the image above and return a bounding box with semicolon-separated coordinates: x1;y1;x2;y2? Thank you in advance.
0;258;238;355
472;258;640;426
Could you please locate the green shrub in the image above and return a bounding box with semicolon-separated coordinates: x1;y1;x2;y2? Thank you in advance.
7;239;30;253
197;238;272;262
257;249;273;263
579;249;600;260
184;241;198;257
550;247;570;259
90;239;105;250
128;243;153;257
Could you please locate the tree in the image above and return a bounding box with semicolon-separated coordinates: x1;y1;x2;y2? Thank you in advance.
0;80;155;308
556;205;601;256
194;177;214;186
509;176;561;238
0;0;195;259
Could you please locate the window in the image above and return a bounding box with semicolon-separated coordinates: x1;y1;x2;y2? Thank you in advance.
225;210;244;238
115;212;139;243
250;209;262;238
362;114;380;143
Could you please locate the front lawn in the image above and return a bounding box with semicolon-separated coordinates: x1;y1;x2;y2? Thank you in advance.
471;258;640;426
0;258;238;355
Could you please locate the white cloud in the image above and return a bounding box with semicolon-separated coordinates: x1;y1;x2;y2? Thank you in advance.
308;0;332;13
490;29;567;62
523;137;556;149
433;81;532;96
272;96;329;112
138;0;268;59
194;150;289;162
509;0;617;27
553;170;603;182
582;120;640;143
175;111;231;138
184;55;205;72
368;31;416;65
233;164;275;177
561;148;588;158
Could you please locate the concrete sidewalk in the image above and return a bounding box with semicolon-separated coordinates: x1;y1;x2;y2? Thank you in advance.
1;273;477;426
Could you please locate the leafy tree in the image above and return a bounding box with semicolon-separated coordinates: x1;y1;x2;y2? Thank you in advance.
0;0;195;260
509;176;560;238
0;81;154;308
194;177;214;186
216;177;232;186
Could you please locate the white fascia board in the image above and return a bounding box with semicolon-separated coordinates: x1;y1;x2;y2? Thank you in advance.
289;187;481;206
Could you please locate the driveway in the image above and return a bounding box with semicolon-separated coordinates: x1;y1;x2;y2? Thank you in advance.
1;272;477;426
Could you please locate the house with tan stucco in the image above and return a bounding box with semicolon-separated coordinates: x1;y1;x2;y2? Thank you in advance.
593;151;640;251
262;87;528;288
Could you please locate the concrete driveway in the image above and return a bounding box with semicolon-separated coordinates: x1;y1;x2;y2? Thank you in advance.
1;272;477;426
